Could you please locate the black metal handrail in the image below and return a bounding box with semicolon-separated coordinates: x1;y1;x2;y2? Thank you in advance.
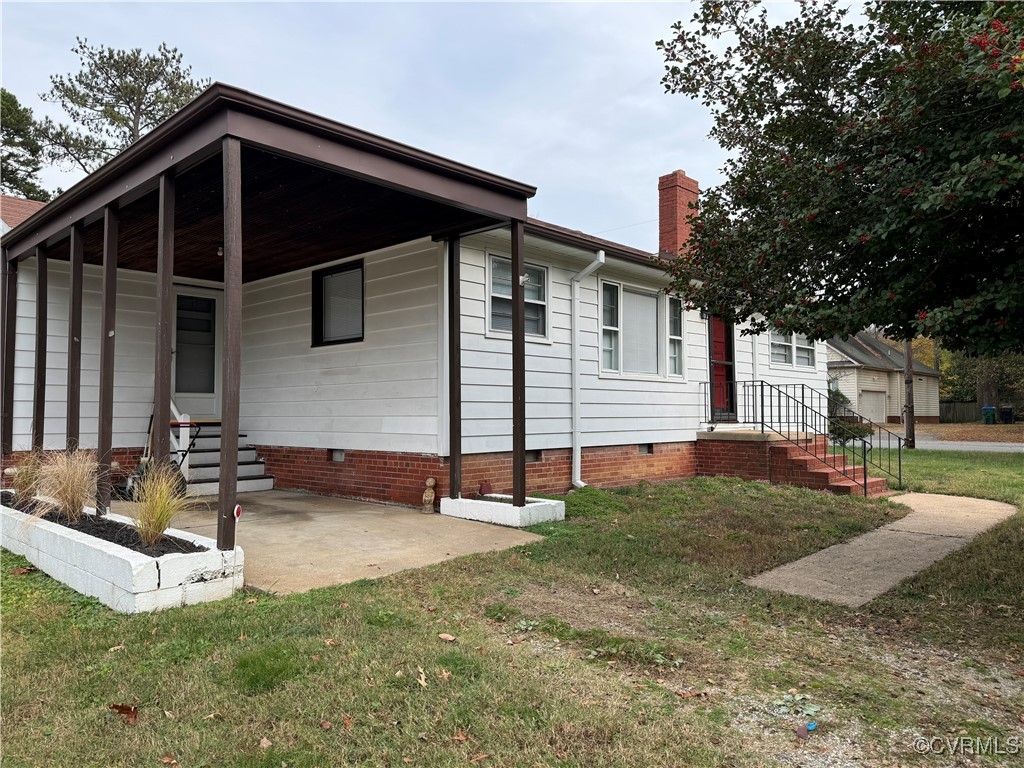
700;380;903;495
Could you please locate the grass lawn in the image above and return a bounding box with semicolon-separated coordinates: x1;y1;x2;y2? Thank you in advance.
3;468;1023;767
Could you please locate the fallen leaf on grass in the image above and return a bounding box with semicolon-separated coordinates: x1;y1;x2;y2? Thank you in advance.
320;719;332;730
324;638;339;646
403;759;412;764
9;566;37;575
794;724;810;740
109;703;138;724
438;633;457;643
470;755;490;763
260;737;273;749
417;667;428;687
163;710;175;719
202;712;223;721
344;715;352;731
108;645;126;653
438;668;452;682
159;756;178;766
453;728;469;742
675;690;708;700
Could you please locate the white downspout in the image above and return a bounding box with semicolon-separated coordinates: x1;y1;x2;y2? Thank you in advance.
570;249;605;488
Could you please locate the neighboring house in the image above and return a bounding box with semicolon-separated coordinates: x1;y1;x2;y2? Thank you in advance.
1;195;47;235
827;333;940;423
1;84;831;530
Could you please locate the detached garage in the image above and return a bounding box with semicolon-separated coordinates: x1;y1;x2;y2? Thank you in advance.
827;333;940;424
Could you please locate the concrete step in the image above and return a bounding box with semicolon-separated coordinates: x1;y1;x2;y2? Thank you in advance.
187;448;257;465
188;461;267;481
187;475;275;498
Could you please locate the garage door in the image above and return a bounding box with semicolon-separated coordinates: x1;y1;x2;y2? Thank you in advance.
859;390;886;424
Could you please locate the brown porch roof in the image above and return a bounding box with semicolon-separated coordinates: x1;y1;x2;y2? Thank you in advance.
1;83;536;281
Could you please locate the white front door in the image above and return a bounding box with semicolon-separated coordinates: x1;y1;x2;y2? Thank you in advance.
172;288;221;419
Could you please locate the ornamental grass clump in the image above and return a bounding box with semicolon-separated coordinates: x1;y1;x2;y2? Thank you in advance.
129;462;194;548
10;451;46;504
36;450;97;522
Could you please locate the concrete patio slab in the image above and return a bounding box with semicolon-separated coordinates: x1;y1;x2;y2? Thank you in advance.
112;490;542;594
744;493;1018;607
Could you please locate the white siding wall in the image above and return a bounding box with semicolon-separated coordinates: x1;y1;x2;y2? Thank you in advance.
457;233;826;454
10;260;156;451
239;239;443;453
886;370;940;419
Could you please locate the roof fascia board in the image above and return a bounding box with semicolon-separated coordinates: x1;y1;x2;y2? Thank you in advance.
224;110;528;222
523;220;655;268
4;114;227;261
218;86;536;199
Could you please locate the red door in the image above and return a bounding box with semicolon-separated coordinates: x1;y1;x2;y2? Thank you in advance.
709;316;735;419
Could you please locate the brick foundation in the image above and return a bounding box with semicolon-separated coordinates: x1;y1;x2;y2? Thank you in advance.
254;442;697;507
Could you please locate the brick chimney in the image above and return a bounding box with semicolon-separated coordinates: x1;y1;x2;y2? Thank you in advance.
658;170;700;257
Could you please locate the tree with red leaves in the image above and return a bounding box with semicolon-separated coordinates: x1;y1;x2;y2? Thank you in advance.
658;0;1023;354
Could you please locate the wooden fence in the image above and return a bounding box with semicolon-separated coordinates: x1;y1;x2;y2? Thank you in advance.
940;401;980;423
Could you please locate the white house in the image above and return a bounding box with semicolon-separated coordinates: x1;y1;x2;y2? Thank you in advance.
827;333;940;424
2;85;842;548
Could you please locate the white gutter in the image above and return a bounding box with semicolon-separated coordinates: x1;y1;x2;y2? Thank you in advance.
570;249;605;488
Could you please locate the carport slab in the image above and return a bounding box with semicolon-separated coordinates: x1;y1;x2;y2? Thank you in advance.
113;490;541;594
744;493;1017;607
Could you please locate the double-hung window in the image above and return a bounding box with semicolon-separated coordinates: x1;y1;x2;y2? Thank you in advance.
668;297;684;376
770;331;815;367
312;260;364;346
490;255;546;336
601;282;659;375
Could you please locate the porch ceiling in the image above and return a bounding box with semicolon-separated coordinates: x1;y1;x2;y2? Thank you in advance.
38;144;501;283
2;83;535;281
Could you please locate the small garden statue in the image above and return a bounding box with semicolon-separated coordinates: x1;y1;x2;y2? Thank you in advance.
421;476;437;514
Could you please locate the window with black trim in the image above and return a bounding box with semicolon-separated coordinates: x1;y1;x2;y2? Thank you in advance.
312;260;364;346
489;255;547;336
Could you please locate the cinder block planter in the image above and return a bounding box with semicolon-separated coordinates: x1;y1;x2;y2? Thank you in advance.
440;495;565;528
0;503;243;613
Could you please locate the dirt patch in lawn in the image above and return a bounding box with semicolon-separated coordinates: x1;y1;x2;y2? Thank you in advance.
511;581;653;636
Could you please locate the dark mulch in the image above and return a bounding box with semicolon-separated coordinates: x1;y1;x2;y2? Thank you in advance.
1;492;205;557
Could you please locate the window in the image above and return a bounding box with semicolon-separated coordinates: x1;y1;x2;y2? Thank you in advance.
489;255;547;336
313;260;363;346
668;297;684;376
601;282;659;375
770;331;815;367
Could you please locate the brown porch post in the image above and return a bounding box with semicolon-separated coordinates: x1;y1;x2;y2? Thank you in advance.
31;246;48;452
447;237;462;498
96;205;119;515
510;219;526;506
218;137;242;551
66;223;84;450
153;172;175;464
1;253;16;455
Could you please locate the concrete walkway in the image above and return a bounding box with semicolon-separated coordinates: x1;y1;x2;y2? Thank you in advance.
745;493;1018;607
115;490;541;594
913;439;1023;453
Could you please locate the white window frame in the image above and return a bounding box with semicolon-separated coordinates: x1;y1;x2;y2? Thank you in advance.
668;296;685;378
769;331;816;369
599;278;666;379
485;250;550;342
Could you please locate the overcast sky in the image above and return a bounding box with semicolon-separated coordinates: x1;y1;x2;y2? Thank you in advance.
3;1;741;252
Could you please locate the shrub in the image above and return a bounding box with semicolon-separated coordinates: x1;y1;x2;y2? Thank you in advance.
128;461;194;547
10;451;46;504
36;450;97;521
829;419;876;446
